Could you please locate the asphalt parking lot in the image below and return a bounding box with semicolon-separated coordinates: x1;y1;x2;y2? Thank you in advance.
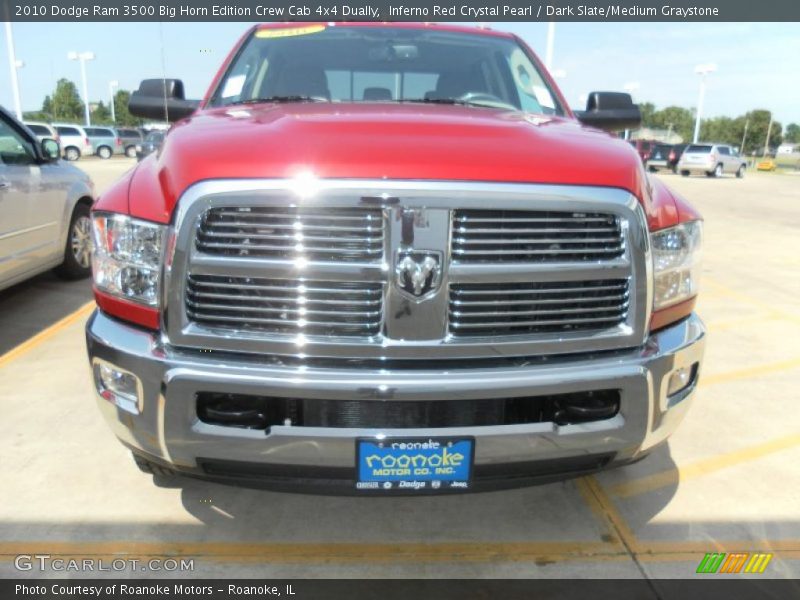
1;158;798;580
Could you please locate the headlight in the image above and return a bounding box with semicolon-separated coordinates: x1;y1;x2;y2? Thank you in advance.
650;221;702;310
92;213;166;306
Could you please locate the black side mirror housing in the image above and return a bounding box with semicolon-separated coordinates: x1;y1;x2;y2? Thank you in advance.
575;92;642;132
40;138;60;162
128;79;200;122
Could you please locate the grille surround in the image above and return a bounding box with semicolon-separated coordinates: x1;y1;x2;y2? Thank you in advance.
165;180;651;360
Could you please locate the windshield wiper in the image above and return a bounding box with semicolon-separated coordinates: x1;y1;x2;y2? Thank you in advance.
402;98;469;106
228;95;327;106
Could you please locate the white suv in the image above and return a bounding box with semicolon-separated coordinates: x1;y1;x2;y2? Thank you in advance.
53;123;94;161
678;143;746;178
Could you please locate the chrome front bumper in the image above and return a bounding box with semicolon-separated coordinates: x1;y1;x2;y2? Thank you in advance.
86;310;705;492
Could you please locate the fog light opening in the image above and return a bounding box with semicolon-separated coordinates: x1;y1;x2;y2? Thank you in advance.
667;363;699;397
92;360;142;415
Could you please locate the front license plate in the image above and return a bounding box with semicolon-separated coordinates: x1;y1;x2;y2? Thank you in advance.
356;437;474;492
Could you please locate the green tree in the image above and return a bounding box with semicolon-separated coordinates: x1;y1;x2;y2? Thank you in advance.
638;102;656;128
112;90;142;127
785;123;800;144
650;106;695;142
48;78;84;122
740;110;782;155
92;101;112;124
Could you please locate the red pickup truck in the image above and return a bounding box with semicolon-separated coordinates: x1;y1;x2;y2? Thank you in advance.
85;23;705;494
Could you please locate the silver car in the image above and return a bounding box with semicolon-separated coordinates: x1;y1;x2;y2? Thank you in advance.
678;143;747;178
0;107;95;291
84;126;124;159
53;123;94;161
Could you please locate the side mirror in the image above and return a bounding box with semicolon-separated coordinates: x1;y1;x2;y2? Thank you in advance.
575;92;642;132
128;78;200;122
41;138;60;161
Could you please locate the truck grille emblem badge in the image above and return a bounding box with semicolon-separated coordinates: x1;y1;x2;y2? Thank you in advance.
395;250;442;300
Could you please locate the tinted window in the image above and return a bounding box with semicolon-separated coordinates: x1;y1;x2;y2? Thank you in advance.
145;132;165;143
85;128;114;136
56;126;80;136
685;145;712;153
210;26;565;115
0;117;37;165
717;146;730;155
26;124;50;135
118;129;141;138
652;144;671;154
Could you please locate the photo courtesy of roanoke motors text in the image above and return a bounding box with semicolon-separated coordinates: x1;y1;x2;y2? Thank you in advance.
0;0;799;597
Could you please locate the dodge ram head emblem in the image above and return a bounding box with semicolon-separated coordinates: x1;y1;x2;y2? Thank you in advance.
395;250;442;300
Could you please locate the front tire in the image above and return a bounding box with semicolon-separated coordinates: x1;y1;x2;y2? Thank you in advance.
132;453;176;478
681;170;690;177
97;146;112;159
55;203;92;280
64;146;80;161
736;165;745;178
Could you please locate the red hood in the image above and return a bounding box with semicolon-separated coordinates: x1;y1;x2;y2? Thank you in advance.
123;103;651;223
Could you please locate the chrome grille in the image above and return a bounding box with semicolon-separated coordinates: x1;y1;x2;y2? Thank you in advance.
196;206;384;262
449;280;630;337
452;209;624;262
186;275;383;337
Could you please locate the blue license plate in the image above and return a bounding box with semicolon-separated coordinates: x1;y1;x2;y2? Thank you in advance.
356;437;474;492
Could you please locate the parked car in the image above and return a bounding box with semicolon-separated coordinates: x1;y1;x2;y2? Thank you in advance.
116;128;143;158
628;139;655;163
24;121;60;146
0;106;95;291
775;143;800;170
678;143;746;178
86;23;705;494
756;158;777;171
135;130;165;161
53;123;93;161
647;143;688;174
84;126;123;159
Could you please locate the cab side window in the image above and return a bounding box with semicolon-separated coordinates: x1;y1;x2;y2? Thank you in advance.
717;146;730;155
0;117;37;166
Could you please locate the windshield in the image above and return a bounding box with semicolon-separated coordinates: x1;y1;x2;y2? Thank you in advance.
145;132;165;143
208;25;564;115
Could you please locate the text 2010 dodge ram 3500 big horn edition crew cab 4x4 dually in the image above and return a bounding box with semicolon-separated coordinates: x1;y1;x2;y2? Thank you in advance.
85;23;705;494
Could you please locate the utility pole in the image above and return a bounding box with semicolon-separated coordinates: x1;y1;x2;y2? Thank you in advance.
4;22;23;120
68;51;96;127
763;113;773;157
740;119;749;158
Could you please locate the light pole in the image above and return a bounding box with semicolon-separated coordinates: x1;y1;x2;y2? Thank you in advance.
109;80;119;123
4;22;23;120
763;112;773;157
692;63;717;144
68;51;96;127
545;22;555;70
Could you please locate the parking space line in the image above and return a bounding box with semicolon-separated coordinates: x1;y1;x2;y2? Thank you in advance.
578;477;640;552
0;301;94;370
700;357;800;387
702;279;800;325
607;433;800;498
0;541;627;564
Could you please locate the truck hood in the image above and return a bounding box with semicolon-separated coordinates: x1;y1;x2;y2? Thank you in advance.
127;103;649;222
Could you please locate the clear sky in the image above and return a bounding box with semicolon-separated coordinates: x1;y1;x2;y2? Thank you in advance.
1;21;797;125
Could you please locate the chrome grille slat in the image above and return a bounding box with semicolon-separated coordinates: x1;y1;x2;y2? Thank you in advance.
452;209;624;263
197;206;385;262
185;275;383;337
449;279;630;337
